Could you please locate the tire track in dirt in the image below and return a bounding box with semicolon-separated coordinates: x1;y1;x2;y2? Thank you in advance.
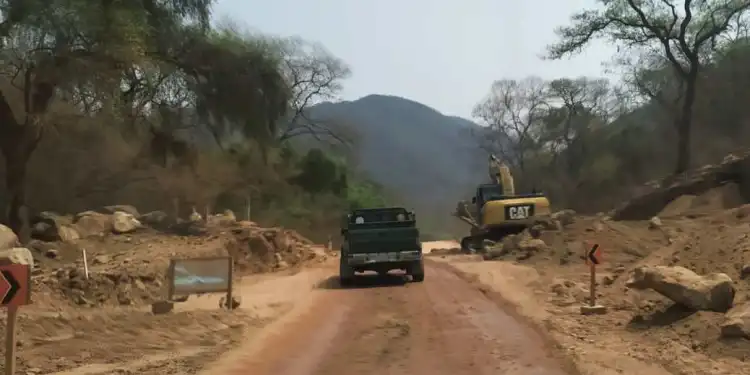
222;259;573;375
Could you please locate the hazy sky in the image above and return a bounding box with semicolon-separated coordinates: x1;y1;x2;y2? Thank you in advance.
213;0;617;119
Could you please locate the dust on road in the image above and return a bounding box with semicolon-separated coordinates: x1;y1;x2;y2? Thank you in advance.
213;251;574;375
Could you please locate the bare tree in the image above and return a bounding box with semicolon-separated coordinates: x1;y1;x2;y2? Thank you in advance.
544;77;613;173
276;37;352;143
472;77;549;172
547;0;750;174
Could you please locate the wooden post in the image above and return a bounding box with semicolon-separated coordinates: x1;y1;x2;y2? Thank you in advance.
166;260;176;301
5;306;18;375
225;257;234;310
589;263;596;306
580;242;606;315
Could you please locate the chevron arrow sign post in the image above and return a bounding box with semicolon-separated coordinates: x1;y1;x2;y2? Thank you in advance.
1;264;31;375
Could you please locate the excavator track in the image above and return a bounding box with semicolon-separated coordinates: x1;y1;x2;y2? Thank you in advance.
459;225;527;253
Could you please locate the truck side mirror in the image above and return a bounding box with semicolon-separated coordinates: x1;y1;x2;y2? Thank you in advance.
471;197;476;204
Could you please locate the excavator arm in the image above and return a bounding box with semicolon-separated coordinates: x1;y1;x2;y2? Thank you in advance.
454;154;516;227
488;154;515;196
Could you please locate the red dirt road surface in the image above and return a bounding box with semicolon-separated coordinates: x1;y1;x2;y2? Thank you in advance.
208;254;574;374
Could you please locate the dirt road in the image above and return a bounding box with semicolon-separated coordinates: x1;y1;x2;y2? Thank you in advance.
204;251;574;375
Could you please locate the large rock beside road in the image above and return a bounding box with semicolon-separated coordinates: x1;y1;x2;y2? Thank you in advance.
30;212;80;242
0;247;34;267
625;265;735;312
112;211;141;234
73;211;113;237
550;209;576;226
0;224;19;250
721;302;750;339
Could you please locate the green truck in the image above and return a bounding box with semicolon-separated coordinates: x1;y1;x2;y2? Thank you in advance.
339;207;424;286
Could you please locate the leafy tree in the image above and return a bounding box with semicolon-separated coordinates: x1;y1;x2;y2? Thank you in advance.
0;1;293;238
0;0;211;237
292;148;339;194
547;0;750;174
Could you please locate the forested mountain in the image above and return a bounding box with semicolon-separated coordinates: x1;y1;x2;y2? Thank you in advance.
308;95;488;235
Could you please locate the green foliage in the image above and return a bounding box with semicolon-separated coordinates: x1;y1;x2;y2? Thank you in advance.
290;148;388;210
546;0;750;173
346;180;387;209
293;148;340;194
0;0;380;239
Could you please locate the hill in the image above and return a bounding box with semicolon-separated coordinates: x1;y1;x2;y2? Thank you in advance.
308;94;487;235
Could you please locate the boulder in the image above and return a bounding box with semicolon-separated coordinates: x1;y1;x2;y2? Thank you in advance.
625;266;735;312
519;238;546;252
0;224;19;250
73;211;112;237
550;209;576;226
31;222;79;242
30;212;79;242
0;247;34;267
208;209;236;226
140;211;170;227
648;216;663;229
721;302;750;339
112;211;141;234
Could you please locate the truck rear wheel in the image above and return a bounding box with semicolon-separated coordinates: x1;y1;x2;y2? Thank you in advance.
409;260;425;282
339;256;355;287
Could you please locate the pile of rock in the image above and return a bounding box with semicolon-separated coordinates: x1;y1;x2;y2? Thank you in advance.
480;209;577;261
30;205;143;243
225;221;330;273
39;266;163;307
483;229;547;261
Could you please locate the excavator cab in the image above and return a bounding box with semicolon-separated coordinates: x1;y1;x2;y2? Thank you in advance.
471;184;506;226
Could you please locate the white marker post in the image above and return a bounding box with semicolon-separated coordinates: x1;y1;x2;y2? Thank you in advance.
81;249;89;280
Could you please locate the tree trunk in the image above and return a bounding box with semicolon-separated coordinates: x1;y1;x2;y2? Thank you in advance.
675;117;691;174
4;150;31;242
0;121;42;243
675;78;697;174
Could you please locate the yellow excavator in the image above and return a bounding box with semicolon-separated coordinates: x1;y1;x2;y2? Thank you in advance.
454;154;551;252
